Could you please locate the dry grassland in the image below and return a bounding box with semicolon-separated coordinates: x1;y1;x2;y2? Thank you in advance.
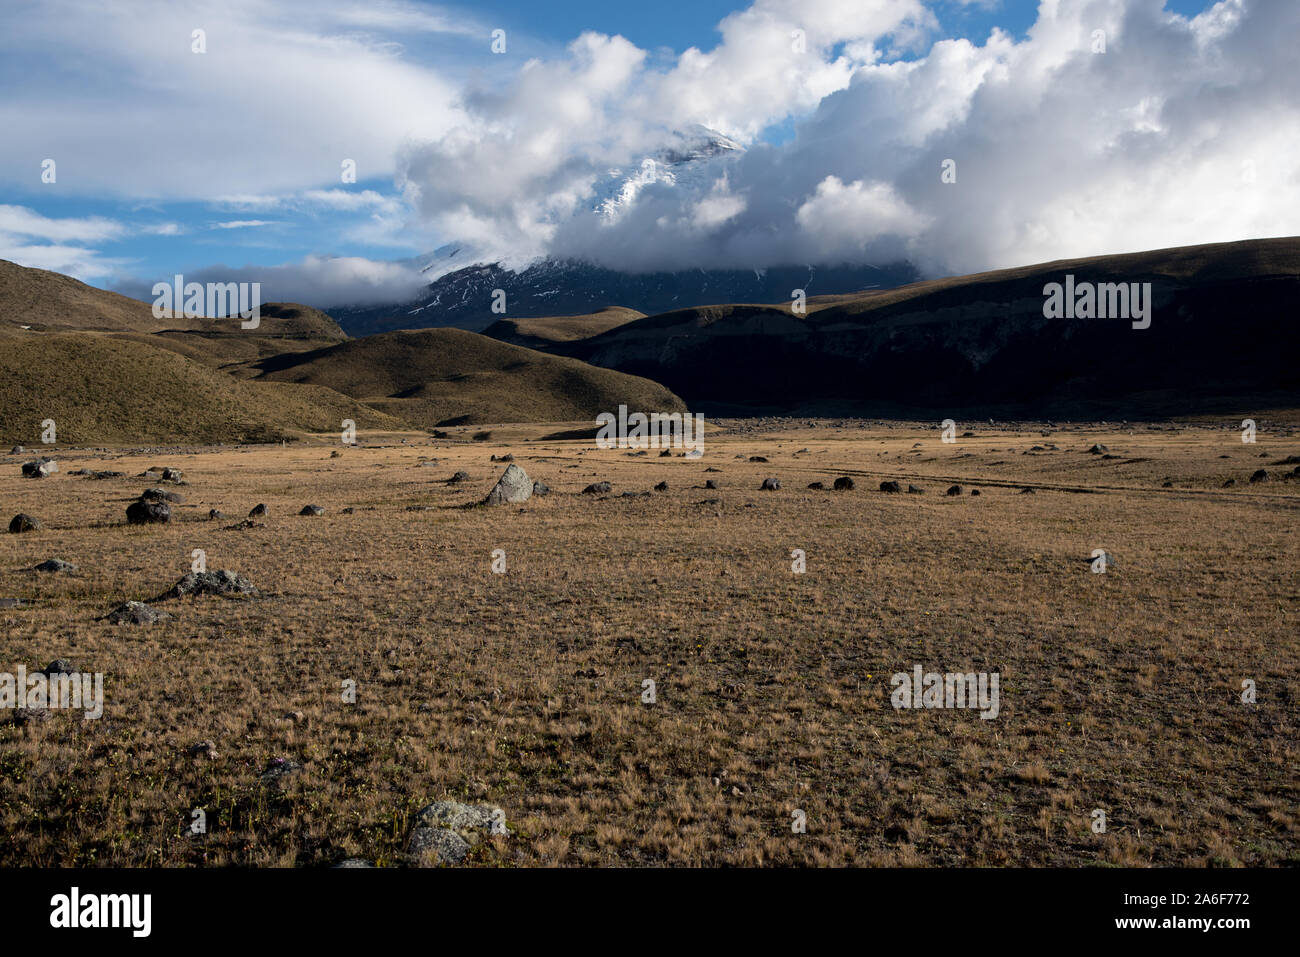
1;419;1297;867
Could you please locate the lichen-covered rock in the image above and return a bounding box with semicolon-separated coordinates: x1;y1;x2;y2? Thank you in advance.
407;800;505;866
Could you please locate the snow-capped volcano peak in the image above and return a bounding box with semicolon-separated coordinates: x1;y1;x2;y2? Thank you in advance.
594;125;744;224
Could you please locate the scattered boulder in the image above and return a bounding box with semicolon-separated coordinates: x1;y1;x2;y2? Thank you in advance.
43;659;75;675
33;559;76;573
102;601;170;625
684;449;703;459
807;481;825;490
188;741;219;760
833;476;855;491
659;449;673;458
447;471;470;484
704;480;718;490
704;467;722;473
161;468;184;483
879;480;902;493
141;487;183;503
654;481;668;492
10;445;23;454
1087;550;1117;570
88;470;124;480
208;509;225;520
299;504;325;516
759;477;781;490
490;454;514;462
971;489;981;496
1249;469;1269;483
946;485;963;496
1087;444;1108;454
532;480;550;496
483;463;532;505
906;485;925;494
126;499;171;524
1221;478;1236;488
749;456;769;463
223;519;265;531
1019;487;1036;495
158;569;259;600
583;482;612;494
21;459;57;478
249;503;268;517
9;514;42;533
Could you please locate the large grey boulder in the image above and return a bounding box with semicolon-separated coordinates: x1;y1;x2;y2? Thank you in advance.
482;464;532;505
407;800;505;866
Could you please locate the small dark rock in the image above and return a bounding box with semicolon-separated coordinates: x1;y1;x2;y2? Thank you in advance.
583;482;612;494
879;480;902;493
759;477;780;490
102;601;170;625
249;503;269;517
126;499;170;524
299;505;325;516
34;558;76;573
833;476;855;491
9;513;42;533
946;485;963;496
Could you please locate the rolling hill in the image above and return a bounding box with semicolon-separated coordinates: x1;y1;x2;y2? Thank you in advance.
552;237;1300;419
251;327;687;428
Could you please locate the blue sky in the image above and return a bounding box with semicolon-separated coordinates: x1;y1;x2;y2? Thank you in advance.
2;0;1285;307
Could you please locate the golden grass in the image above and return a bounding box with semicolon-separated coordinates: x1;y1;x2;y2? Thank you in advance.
0;420;1296;867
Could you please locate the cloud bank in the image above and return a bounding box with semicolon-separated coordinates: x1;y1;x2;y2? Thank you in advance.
401;0;1300;277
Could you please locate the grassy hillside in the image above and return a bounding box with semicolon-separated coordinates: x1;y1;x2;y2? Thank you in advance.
255;327;687;427
0;259;205;336
0;334;404;445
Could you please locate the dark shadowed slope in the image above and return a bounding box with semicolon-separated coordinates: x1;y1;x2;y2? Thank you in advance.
555;238;1300;419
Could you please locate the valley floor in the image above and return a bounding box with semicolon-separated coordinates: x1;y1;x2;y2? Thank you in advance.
1;419;1297;866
